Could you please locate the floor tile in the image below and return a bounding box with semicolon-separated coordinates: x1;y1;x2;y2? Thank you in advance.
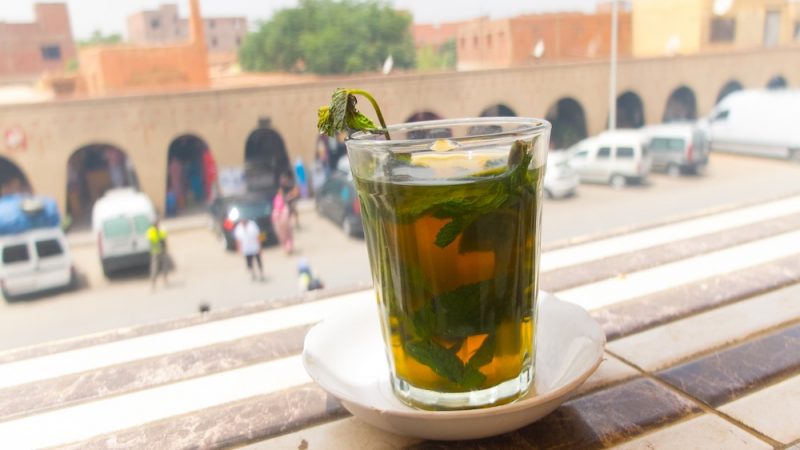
720;375;800;444
611;414;772;449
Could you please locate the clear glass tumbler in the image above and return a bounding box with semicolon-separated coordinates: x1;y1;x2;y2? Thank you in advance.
346;117;550;410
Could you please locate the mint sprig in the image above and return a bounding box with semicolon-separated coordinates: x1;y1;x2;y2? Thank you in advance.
318;88;390;140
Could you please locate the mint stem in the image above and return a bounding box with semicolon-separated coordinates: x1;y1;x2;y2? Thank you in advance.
350;89;391;140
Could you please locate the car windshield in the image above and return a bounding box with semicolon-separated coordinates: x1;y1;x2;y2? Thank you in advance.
229;202;271;219
133;215;151;234
649;137;685;151
103;217;132;238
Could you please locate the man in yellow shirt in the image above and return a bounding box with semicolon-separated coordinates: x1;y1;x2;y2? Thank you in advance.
147;218;168;291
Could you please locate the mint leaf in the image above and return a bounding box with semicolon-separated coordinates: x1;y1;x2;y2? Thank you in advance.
318;88;389;139
405;339;467;385
434;216;465;248
468;334;495;369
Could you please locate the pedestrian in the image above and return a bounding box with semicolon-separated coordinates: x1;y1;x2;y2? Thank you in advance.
280;171;301;229
272;185;294;254
297;258;324;292
234;218;265;281
147;217;169;291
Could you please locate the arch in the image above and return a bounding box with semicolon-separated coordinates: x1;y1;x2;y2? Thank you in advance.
244;127;291;194
66;143;139;227
0;157;32;197
404;110;451;139
614;91;646;128
716;80;743;104
662;86;697;123
545;97;588;149
165;134;217;217
766;74;787;90
480;103;516;117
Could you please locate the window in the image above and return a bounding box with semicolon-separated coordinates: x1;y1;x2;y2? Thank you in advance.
473;36;479;48
597;147;611;159
103;217;132;239
3;244;29;264
35;239;63;258
236;36;242;46
151;18;161;29
616;147;635;159
713;109;730;122
795;22;800;41
486;34;492;47
460;38;466;49
40;45;61;61
211;37;218;47
133;215;151;235
763;10;781;47
209;19;216;29
573;150;589;159
710;18;736;43
649;138;685;152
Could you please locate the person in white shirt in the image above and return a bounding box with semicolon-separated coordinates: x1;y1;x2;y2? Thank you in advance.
233;218;264;281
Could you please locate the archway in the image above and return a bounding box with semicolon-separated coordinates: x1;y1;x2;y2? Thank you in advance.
0;157;32;197
67;144;138;227
716;80;743;104
545;97;588;149
663;86;697;123
480;104;516;117
165;134;217;216
766;75;787;90
404;110;451;139
244;127;290;194
615;91;645;128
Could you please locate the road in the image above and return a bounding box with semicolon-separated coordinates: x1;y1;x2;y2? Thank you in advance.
1;152;799;351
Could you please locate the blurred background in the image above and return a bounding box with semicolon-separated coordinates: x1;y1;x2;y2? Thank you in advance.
0;0;798;350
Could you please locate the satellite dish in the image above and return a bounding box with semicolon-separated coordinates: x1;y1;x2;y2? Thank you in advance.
533;39;545;59
713;0;733;16
382;55;394;75
665;35;681;55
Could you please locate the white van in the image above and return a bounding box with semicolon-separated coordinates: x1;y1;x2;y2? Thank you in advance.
92;189;156;277
704;89;800;161
567;130;651;188
0;228;74;299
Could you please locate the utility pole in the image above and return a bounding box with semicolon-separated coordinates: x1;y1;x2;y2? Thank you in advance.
608;0;619;132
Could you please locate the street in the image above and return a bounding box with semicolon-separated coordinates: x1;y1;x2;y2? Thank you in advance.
1;152;799;351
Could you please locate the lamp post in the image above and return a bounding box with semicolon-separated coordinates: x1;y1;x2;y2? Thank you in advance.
608;0;619;132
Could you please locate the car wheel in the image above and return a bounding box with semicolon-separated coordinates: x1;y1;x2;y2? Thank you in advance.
667;164;681;178
610;174;626;189
101;261;113;278
343;216;353;237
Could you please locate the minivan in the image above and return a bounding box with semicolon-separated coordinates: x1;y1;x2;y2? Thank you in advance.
0;228;74;299
92;189;156;276
703;89;800;161
567;130;651;188
640;123;709;176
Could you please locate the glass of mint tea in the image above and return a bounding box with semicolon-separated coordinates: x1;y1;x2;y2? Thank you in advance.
346;117;551;410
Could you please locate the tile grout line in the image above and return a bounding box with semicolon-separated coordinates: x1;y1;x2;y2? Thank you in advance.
604;348;784;448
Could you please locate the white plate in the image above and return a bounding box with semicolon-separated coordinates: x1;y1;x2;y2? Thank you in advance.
302;292;606;441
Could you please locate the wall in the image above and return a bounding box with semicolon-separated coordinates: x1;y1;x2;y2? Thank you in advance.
0;47;798;215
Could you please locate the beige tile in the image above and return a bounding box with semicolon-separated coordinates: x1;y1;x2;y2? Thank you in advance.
611;414;772;450
247;417;419;450
608;284;800;371
576;353;639;395
786;443;800;450
720;375;800;444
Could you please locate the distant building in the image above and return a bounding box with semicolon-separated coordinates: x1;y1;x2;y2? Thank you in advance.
79;0;209;96
456;11;632;71
0;3;76;82
412;22;462;49
632;0;800;57
127;4;247;55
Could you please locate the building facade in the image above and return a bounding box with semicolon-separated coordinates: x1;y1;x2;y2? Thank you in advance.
127;4;247;55
0;3;76;82
79;0;209;96
456;12;632;71
632;0;800;57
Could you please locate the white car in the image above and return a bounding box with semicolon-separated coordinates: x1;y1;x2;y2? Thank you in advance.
544;151;579;199
0;227;74;299
567;130;652;188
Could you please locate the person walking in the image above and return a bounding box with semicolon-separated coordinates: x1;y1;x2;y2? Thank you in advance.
147;217;169;291
234;218;265;281
272;184;294;254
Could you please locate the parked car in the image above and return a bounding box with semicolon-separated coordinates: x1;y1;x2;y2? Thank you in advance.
92;189;156;277
0;196;74;299
567;130;652;188
640;123;709;176
315;171;363;237
544;151;579;199
209;194;276;251
702;89;800;161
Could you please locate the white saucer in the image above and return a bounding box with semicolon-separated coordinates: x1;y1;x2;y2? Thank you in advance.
302;292;606;441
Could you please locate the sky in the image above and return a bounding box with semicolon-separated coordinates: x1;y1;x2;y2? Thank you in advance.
1;0;598;40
